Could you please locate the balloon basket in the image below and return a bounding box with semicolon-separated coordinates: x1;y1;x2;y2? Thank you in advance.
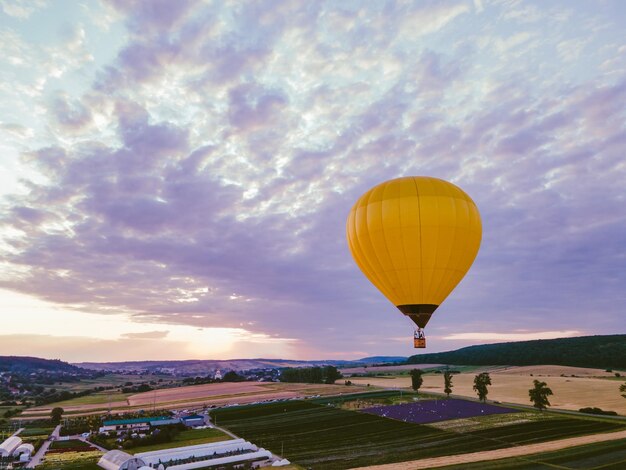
414;337;426;348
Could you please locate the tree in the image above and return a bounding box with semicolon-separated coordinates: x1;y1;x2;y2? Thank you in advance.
529;380;553;410
222;371;245;382
323;366;342;384
443;371;453;398
473;373;491;402
50;407;64;425
620;382;626;399
410;369;423;394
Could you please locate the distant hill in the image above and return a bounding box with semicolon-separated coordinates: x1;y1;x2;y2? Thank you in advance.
75;358;356;375
0;356;83;374
357;356;407;364
407;335;626;369
74;356;407;375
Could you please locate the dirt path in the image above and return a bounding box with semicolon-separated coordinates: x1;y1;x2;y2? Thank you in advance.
353;429;626;470
26;424;61;468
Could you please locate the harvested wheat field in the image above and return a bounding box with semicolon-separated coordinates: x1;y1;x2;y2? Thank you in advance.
493;365;619;377
342;363;444;375
22;382;360;418
129;382;353;406
348;365;626;415
128;381;269;405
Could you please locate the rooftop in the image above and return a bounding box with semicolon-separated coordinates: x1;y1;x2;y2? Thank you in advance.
103;416;170;426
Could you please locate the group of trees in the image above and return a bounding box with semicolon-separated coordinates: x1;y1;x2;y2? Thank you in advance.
279;366;342;384
408;369;556;411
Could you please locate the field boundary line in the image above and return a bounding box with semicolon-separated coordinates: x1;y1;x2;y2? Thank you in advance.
351;429;626;470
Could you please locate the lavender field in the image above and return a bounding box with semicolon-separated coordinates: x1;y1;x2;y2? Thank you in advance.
361;399;517;424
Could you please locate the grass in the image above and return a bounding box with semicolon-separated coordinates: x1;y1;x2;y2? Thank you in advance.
438;438;626;469
20;426;55;437
50;439;91;449
43;392;131;407
210;400;625;469
128;427;230;454
428;411;555;432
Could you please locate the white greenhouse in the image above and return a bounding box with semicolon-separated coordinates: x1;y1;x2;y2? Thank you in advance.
0;436;22;457
98;449;148;470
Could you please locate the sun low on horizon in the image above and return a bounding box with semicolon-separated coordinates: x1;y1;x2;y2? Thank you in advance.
0;0;625;363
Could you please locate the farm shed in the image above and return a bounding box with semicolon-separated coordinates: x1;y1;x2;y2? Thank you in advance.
150;417;181;426
0;436;22;457
181;414;205;427
98;449;147;470
100;416;170;434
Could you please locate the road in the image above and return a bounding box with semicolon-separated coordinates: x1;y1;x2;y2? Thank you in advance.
354;429;626;470
26;424;60;468
78;436;108;452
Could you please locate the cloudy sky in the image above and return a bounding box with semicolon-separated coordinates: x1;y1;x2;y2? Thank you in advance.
0;0;624;362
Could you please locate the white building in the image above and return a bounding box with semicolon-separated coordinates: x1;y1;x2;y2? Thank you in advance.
135;438;271;469
13;442;34;460
0;436;22;457
98;449;148;470
100;416;172;434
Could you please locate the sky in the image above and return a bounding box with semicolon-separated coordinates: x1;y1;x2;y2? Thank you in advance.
0;0;625;363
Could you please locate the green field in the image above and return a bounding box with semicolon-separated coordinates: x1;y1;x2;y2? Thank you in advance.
128;427;231;454
20;426;55;437
439;438;626;469
211;400;625;469
42;392;131;407
50;439;91;450
39;373;176;393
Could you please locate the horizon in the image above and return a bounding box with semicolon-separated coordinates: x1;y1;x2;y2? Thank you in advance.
1;1;625;362
3;333;624;365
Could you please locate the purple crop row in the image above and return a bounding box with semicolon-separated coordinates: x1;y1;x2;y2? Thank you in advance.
361;398;517;424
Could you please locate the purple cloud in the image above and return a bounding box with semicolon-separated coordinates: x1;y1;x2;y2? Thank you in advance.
0;0;625;358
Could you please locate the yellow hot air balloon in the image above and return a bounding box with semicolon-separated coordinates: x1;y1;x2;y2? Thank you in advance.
346;176;482;348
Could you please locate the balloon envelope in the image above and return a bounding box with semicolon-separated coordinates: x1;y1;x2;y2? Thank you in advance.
346;176;481;328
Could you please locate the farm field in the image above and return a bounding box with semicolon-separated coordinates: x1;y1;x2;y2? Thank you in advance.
39;391;132;408
20;426;55;437
362;399;517;424
341;363;444;375
311;390;438;410
38;450;103;469
37;373;175;392
128;381;271;405
210;399;625;469
22;381;364;418
50;439;92;450
347;365;626;415
434;437;626;469
127;427;231;454
493;365;620;377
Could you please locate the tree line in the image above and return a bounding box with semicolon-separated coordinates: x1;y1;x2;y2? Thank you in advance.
279;366;342;384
